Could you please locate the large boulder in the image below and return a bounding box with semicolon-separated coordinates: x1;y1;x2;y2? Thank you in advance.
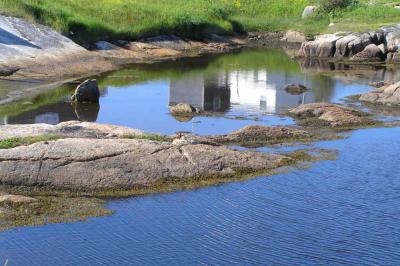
334;33;372;59
382;25;400;52
350;44;384;61
289;103;374;127
359;81;400;106
302;6;317;18
0;138;290;191
298;34;341;58
71;80;100;103
281;30;307;43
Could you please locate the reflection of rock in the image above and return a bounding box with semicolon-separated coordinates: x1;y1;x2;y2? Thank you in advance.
284;84;308;95
359;81;400;106
71;102;100;122
289;103;375;127
71;80;100;103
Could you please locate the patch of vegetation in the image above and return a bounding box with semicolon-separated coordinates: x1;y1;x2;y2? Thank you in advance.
0;135;62;149
1;0;399;44
0;196;112;231
124;134;168;142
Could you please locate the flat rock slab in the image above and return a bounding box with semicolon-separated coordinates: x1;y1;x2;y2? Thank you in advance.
0;121;145;140
360;81;400;106
289;103;374;127
0;138;290;191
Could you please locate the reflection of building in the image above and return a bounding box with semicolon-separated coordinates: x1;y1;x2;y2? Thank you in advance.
169;69;316;114
169;73;230;112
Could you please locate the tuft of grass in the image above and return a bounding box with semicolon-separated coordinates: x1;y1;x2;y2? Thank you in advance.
0;135;62;149
123;133;168;142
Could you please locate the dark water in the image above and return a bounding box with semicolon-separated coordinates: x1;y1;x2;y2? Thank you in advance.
1;48;400;265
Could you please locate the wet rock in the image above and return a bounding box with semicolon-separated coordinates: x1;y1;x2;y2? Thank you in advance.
0;138;290;191
71;80;100;103
281;30;307;43
209;125;313;146
169;103;196;115
386;51;400;62
298;34;341;58
359;81;400;106
0;195;37;204
284;84;308;95
350;44;384;61
0;121;145;140
289;103;374;127
302;6;317;18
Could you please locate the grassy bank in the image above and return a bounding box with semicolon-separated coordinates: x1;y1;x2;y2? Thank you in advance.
0;0;399;44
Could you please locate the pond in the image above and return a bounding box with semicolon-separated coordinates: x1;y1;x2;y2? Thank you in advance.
0;48;400;265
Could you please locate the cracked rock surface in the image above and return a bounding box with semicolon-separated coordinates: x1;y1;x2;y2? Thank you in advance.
0;138;289;191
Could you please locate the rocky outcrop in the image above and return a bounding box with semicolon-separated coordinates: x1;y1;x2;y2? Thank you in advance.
284;84;308;94
0;121;145;141
0;138;290;191
289;103;375;127
359;81;400;106
281;30;307;43
71;80;100;103
208;125;313;146
298;25;400;62
0;194;37;204
298;34;341;58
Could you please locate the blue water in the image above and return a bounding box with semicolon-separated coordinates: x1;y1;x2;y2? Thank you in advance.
1;48;400;265
1;127;399;265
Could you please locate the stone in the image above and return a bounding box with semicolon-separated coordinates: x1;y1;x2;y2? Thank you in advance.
0;195;37;204
302;6;317;18
169;103;196;115
350;44;384;61
281;30;307;43
334;33;372;59
386;51;400;62
208;125;313;146
369;81;394;88
71;80;100;103
0;138;290;191
298;34;341;58
284;84;309;94
0;121;145;141
289;103;374;127
359;81;400;106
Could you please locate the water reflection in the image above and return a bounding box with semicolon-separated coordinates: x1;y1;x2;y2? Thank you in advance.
2;48;400;130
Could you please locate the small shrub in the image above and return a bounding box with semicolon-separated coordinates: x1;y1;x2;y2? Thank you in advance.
318;0;358;12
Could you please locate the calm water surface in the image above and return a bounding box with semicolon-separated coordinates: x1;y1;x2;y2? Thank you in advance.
0;48;400;265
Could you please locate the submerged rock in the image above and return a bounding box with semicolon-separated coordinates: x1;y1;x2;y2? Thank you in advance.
284;84;309;95
0;138;290;191
289;103;374;127
359;81;400;106
71;80;100;103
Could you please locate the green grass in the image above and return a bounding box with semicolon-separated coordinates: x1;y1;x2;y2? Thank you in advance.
124;133;168;142
0;135;62;149
1;0;399;44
